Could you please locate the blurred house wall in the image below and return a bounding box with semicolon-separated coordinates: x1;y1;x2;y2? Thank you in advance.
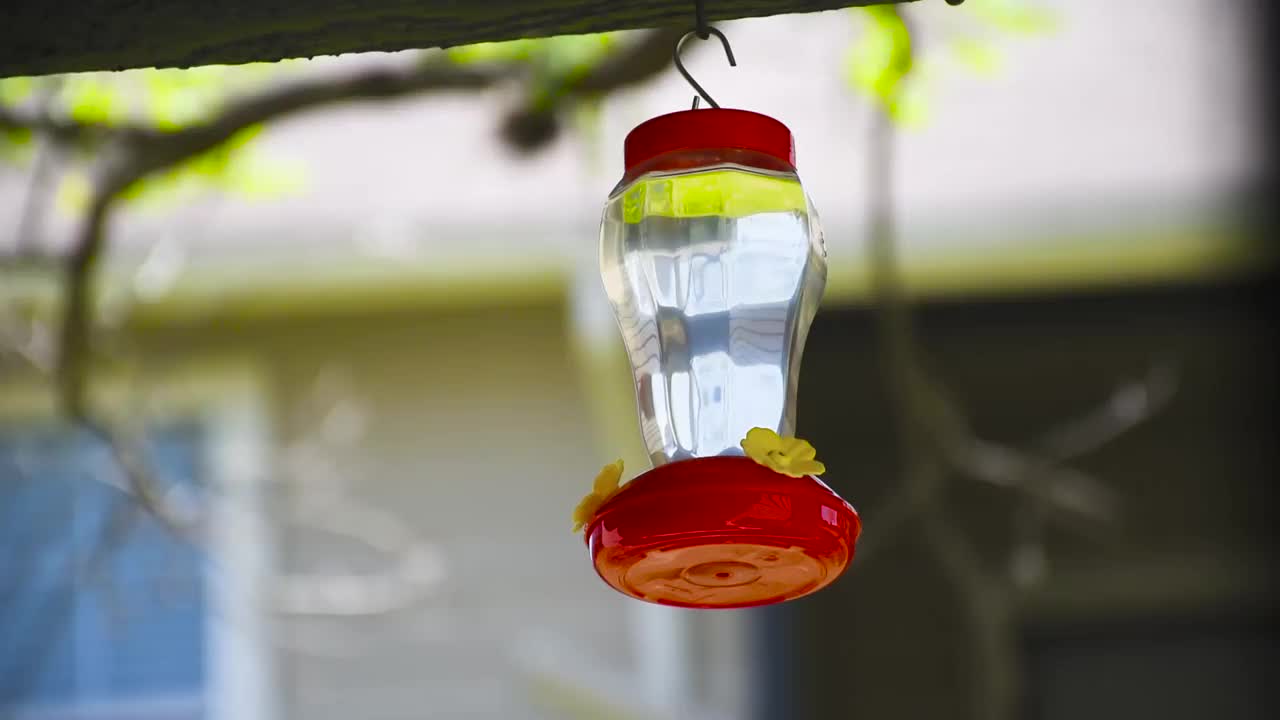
3;263;1273;720
124;302;747;719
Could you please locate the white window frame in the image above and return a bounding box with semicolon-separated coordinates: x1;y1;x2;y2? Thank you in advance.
0;358;276;720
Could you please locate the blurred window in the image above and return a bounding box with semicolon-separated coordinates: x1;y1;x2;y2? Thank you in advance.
0;424;207;720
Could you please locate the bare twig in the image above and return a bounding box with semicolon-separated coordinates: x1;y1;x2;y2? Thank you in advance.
272;501;447;617
87;419;201;537
270;378;449;618
955;440;1119;524
1037;363;1179;462
854;7;1181;719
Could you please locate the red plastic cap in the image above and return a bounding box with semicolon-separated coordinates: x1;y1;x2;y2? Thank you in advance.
623;109;796;173
585;456;860;609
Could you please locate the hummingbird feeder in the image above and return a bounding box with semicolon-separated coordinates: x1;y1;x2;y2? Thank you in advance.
574;16;861;610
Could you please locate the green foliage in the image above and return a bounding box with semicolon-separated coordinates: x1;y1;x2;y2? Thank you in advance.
447;33;620;78
448;32;622;112
1;77;39;160
446;39;543;66
1;34;628;212
55;123;305;213
950;37;1004;76
845;6;916;123
2;63;305;209
0;76;35;105
0;125;32;162
118;124;296;204
969;0;1058;35
846;0;1057;127
143;66;245;130
63;74;125;125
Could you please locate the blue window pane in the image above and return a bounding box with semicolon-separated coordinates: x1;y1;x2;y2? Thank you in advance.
0;423;207;712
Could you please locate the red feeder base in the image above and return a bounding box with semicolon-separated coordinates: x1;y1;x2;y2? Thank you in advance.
584;456;860;609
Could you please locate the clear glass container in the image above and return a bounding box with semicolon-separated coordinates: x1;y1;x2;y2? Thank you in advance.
599;147;827;467
585;110;857;610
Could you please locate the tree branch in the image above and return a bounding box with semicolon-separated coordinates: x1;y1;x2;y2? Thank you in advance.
864;65;1022;720
853;7;1178;719
2;30;686;628
30;28;679;429
58;186;115;420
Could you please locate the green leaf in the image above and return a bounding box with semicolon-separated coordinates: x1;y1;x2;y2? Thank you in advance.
447;39;542;65
2;126;33;147
53;64;297;205
56;171;93;212
142;66;244;130
950;37;1004;76
841;0;1057;128
0;126;35;164
891;75;930;128
219;153;307;198
540;33;620;79
0;76;35;105
967;0;1058;35
63;74;124;125
845;6;914;117
115;123;297;206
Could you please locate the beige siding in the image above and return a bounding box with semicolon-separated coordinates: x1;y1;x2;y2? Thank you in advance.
135;304;649;718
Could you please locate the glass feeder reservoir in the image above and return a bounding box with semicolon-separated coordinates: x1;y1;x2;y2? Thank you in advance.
584;109;861;609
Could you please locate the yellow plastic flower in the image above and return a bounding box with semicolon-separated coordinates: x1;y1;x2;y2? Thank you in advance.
572;459;624;533
740;427;826;478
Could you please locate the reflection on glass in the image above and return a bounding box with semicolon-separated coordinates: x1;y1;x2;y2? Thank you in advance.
601;166;826;466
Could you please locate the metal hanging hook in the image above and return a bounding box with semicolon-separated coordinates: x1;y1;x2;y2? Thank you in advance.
673;21;736;109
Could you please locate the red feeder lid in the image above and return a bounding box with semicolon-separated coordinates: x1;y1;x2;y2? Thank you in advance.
623;109;796;173
585;456;860;609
